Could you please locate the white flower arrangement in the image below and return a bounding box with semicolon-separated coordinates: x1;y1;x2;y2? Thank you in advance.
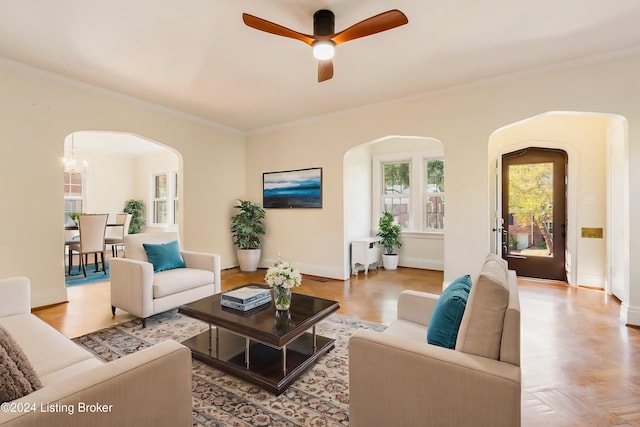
264;260;302;289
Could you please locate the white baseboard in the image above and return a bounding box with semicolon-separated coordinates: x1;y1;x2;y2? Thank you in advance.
399;257;444;271
260;258;347;281
620;302;640;327
32;287;67;309
576;274;605;288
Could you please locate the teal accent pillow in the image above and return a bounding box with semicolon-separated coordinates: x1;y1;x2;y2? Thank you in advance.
426;275;472;348
143;240;186;272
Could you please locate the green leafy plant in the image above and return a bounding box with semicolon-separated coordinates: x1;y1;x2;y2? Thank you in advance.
377;211;403;255
124;199;146;234
231;200;266;249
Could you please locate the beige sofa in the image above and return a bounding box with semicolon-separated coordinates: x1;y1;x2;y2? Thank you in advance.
110;231;220;327
349;254;521;427
0;276;193;427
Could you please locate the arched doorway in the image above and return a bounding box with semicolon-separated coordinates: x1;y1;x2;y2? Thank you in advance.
489;112;628;295
343;135;445;278
63;131;182;279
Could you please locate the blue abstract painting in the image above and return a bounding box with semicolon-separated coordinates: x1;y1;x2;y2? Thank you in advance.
263;168;322;208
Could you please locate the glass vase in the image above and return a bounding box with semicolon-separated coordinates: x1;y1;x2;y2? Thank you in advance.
274;285;291;310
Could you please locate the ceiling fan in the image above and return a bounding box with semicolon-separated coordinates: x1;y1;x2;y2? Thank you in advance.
242;9;408;82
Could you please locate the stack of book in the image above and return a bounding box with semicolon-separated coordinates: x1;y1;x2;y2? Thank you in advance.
220;286;272;312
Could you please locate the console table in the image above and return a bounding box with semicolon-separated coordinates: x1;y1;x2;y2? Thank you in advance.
351;237;381;275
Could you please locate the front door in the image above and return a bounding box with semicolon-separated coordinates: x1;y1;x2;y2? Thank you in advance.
501;148;567;281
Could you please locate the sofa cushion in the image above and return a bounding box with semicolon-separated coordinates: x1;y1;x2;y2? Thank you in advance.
143;240;186;272
0;325;42;402
0;314;97;378
455;254;510;360
153;268;214;299
426;275;472;348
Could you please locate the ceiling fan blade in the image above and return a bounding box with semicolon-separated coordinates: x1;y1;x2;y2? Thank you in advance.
318;59;334;82
332;9;408;45
242;13;315;45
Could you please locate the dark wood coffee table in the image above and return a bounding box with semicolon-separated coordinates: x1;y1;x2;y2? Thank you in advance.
178;284;340;395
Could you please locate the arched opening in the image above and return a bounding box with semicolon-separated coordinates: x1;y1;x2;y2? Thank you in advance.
63;131;182;279
344;135;445;279
488;112;628;297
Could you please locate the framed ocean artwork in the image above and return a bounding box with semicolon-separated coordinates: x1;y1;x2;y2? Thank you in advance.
263;167;323;208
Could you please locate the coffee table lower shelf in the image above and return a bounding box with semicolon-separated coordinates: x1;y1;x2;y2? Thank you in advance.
182;329;335;395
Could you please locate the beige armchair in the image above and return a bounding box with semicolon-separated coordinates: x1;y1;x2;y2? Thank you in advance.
349;254;521;427
109;231;220;327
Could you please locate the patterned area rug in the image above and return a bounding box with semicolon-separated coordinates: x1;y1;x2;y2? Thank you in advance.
72;311;385;427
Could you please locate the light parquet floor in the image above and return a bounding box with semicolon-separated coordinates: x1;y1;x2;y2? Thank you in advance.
33;267;640;426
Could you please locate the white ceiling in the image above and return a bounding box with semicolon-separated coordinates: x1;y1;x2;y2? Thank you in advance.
2;1;640;132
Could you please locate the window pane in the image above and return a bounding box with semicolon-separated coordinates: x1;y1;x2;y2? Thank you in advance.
425;159;445;230
155;175;167;198
425;195;445;230
426;160;444;193
507;162;553;257
384;197;409;228
154;200;167;223
64;199;82;214
384;162;410;195
63;173;83;197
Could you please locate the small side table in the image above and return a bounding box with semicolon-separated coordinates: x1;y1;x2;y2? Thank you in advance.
351;237;382;276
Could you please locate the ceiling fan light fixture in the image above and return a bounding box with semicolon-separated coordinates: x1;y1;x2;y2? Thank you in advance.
312;40;335;60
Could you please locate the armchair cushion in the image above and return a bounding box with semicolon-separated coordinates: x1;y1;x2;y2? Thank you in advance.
426;275;472;348
143;240;186;272
0;325;42;402
153;268;215;299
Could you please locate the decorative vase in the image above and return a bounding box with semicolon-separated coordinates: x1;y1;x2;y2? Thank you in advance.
274;285;292;310
273;309;291;334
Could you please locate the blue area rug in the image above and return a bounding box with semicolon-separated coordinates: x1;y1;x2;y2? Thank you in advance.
65;261;110;287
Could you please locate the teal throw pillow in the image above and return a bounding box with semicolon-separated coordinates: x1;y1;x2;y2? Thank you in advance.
426;275;472;349
143;240;186;272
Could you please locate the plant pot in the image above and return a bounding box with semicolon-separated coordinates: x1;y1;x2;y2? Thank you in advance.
237;248;261;272
382;254;399;270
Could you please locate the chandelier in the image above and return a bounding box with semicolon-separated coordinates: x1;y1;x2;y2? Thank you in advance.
64;134;88;174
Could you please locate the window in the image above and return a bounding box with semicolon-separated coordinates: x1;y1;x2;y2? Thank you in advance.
63;172;83;215
425;159;445;230
151;171;178;226
374;152;444;233
383;162;410;228
153;174;167;224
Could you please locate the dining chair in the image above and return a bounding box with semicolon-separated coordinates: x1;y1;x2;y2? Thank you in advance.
105;213;132;257
67;214;109;277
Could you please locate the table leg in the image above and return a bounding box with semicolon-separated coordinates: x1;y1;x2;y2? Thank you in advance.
313;325;317;352
215;326;219;359
282;345;287;375
245;338;250;369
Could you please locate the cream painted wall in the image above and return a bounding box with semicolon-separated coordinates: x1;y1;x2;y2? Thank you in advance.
72;148;137;215
0;64;244;308
246;55;640;325
344;144;373;277
489;113;612;288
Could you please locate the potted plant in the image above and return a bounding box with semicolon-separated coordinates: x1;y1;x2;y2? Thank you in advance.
377;211;403;270
124;199;146;234
231;199;266;271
